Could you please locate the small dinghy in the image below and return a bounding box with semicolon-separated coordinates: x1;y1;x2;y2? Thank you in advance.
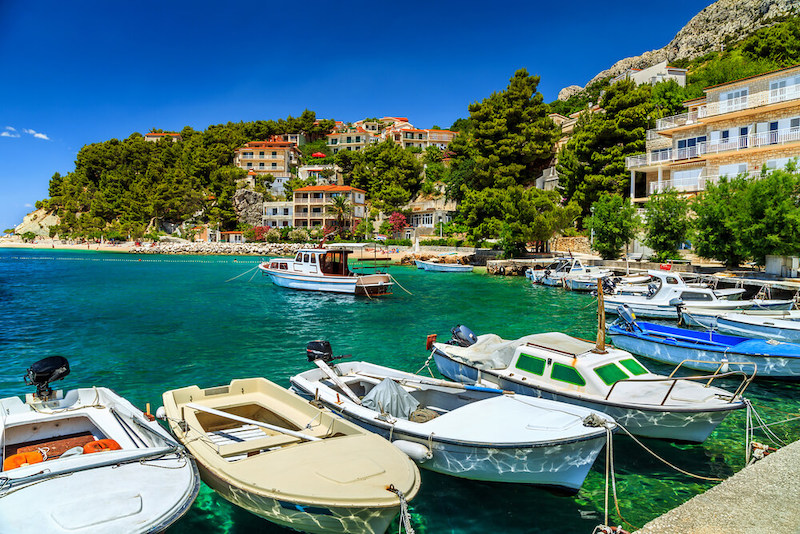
431;325;749;442
290;342;614;492
0;357;200;534
608;305;800;378
414;259;473;272
160;376;420;534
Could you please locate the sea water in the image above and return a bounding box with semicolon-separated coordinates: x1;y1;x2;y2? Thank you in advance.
1;249;798;533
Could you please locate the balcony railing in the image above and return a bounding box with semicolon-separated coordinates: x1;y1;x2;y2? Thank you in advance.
654;83;800;131
627;126;800;169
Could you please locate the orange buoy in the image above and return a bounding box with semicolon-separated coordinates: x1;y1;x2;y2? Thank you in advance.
83;439;122;454
3;451;44;471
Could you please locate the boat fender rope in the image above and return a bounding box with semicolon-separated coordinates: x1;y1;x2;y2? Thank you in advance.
386;484;415;534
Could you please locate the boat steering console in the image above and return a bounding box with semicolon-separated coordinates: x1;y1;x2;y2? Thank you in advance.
24;356;70;399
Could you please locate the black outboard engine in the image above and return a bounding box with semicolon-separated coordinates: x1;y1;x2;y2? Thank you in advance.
24;356;70;399
449;325;478;347
615;305;641;332
306;341;333;363
601;277;616;295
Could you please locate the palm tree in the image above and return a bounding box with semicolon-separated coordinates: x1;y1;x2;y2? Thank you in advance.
327;194;353;232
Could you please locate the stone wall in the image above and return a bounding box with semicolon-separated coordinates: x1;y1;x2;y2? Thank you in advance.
550;236;592;255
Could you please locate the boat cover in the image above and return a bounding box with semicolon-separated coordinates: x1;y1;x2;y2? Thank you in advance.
443;333;595;370
361;379;419;419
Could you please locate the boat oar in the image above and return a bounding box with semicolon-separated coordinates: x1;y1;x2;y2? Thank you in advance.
355;371;505;394
185;403;321;442
314;360;363;404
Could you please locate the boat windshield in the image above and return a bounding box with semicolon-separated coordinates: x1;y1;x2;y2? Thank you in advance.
320;251;350;276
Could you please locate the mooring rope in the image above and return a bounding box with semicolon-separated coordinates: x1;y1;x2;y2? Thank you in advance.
225;265;258;283
389;274;413;295
386;484;414;534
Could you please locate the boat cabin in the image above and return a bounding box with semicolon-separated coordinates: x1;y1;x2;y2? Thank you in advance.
267;248;354;277
441;333;656;398
643;270;718;302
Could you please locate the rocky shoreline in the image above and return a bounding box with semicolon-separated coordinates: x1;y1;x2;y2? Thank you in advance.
130;242;316;256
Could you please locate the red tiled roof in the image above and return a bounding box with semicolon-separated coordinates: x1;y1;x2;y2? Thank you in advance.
294;185;367;193
145;132;181;137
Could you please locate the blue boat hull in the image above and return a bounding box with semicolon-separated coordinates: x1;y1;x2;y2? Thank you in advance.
607;322;800;379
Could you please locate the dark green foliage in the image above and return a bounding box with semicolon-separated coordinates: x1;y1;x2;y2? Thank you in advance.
548;77;611;117
739;167;800;265
459;186;579;258
587;193;640;260
691;176;749;267
349;141;423;212
558;80;652;224
448;69;561;202
43;113;335;238
643;190;691;262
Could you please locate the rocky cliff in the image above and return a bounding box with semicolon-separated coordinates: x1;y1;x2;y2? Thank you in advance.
232;189;264;226
14;208;60;237
560;0;800;98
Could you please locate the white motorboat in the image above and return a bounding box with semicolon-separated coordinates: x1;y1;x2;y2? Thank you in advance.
564;272;613;292
0;357;200;534
680;307;800;343
290;345;614;492
161;376;420;534
603;270;794;318
529;258;610;287
431;326;749;442
258;245;393;296
414;259;473;272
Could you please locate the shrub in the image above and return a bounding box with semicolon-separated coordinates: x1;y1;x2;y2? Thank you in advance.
288;228;310;243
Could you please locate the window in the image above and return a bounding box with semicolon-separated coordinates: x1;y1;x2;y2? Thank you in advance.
259;163;265;168
515;353;546;376
272;208;278;215
719;163;747;178
346;136;352;143
721;88;748;112
271;163;277;168
283;208;289;215
295;253;303;261
272;151;277;156
303;254;310;263
594;363;629;386
679;291;713;301
355;136;361;142
619;358;648;376
550;363;586;386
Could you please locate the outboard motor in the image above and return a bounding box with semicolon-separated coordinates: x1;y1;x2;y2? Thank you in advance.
306;340;333;363
615;305;641;332
24;356;70;399
669;298;685;325
601;277;616;295
449;325;477;347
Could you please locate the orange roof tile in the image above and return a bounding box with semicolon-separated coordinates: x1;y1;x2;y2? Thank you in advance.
294;185;367;193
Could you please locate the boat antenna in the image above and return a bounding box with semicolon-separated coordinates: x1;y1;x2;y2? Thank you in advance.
593;278;607;353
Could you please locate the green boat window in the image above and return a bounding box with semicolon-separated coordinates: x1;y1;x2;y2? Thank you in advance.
620;358;648;376
515;353;546;376
594;363;629;386
550;362;586;386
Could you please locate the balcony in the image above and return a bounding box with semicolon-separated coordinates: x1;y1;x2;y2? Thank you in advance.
648;173;713;195
654;83;800;131
627;126;800;169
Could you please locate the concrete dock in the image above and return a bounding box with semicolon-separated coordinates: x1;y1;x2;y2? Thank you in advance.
635;439;800;533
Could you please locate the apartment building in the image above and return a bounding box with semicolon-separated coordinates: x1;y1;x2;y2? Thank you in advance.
292;185;366;228
262;201;293;228
326;126;379;154
402;182;457;239
536;106;603;190
297;164;340;185
385;128;457;150
626;64;800;202
144;132;182;143
233;138;300;178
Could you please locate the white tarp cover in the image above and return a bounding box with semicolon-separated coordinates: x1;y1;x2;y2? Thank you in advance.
445;333;596;369
361;378;420;419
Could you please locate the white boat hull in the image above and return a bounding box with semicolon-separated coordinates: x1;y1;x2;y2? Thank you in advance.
414;260;473;272
260;266;392;296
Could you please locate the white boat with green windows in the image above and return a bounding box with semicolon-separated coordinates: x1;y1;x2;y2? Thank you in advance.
431;326;749;443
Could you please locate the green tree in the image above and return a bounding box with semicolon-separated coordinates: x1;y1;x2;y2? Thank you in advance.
448;69;560;201
691;176;749;267
558;79;653;225
643;189;691;262
459;186;579;257
349;140;422;211
587;193;640;260
739;167;800;265
327;194;353;232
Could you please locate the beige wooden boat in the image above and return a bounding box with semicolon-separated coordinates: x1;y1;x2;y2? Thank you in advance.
160;377;420;534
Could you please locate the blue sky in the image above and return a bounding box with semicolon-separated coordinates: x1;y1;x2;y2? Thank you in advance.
0;0;715;232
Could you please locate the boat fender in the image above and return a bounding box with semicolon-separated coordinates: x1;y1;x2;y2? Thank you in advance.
392;440;432;463
499;266;505;275
156;406;167;421
83;439;122;454
3;451;44;471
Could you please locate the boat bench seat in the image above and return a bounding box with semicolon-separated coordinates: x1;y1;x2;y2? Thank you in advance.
218;433;302;457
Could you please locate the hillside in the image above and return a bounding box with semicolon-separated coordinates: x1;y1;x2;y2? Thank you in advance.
558;0;800;100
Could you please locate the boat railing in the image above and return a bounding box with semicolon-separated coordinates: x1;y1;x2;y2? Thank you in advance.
668;359;756;398
605;365;754;405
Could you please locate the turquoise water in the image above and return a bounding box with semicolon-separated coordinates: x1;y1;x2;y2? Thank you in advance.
1;249;798;533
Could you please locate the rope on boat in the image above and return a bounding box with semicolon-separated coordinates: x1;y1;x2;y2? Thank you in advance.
745;399;788;464
414;350;436;378
389;274;413;295
225;265;259;283
584;417;634;532
386;484;415;534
